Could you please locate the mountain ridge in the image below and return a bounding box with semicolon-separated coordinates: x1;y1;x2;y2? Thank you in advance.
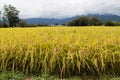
25;14;120;25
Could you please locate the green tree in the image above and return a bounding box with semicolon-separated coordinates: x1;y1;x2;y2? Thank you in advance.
105;20;116;26
18;19;28;27
67;19;80;26
67;16;89;26
89;17;103;26
79;16;89;26
3;4;19;27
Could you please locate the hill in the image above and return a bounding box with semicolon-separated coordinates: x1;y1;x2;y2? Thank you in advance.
26;14;120;25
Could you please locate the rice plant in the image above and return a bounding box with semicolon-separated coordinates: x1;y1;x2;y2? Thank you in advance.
0;27;120;78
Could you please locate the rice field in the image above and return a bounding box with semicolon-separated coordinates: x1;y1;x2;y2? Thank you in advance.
0;27;120;78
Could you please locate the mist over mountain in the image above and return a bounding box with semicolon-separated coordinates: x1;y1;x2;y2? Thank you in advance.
26;17;76;25
26;14;120;25
88;14;120;22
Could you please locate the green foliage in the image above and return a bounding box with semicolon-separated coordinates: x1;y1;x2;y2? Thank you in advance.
0;71;25;80
67;16;120;26
0;24;2;27
2;23;8;28
67;16;89;26
0;71;120;80
105;20;119;26
3;4;19;27
18;19;28;27
67;16;103;26
89;17;103;26
79;16;89;26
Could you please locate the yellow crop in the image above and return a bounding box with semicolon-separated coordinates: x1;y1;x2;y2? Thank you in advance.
0;27;120;77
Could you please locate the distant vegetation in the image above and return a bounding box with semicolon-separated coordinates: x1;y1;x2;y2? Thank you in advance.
0;4;120;28
0;4;37;28
67;16;120;26
0;5;19;27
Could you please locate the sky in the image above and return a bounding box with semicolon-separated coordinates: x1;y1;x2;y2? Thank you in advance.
0;0;120;19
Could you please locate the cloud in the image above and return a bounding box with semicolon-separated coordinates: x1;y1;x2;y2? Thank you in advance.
0;0;120;19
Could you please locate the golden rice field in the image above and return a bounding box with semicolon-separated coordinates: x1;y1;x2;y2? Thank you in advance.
0;27;120;78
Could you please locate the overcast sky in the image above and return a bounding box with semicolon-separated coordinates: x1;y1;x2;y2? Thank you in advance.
0;0;120;19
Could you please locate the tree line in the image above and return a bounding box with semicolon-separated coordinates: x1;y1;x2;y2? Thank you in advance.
0;4;120;27
67;16;120;26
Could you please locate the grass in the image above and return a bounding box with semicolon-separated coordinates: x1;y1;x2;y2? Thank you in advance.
0;71;25;80
0;71;120;80
0;27;120;78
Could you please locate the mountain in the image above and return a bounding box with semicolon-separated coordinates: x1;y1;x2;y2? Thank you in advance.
25;17;77;25
26;14;120;25
87;14;120;22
